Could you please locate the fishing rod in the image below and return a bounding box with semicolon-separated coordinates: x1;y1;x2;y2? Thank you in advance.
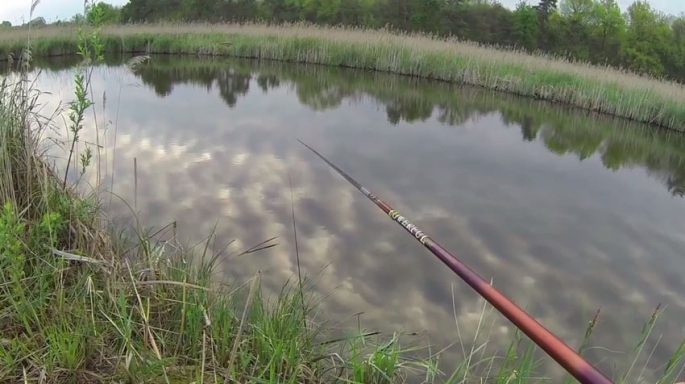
298;140;613;384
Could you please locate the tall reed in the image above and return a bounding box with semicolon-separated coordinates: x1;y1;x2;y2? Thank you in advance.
1;23;684;130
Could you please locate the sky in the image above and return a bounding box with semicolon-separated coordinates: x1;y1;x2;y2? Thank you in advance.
0;0;683;25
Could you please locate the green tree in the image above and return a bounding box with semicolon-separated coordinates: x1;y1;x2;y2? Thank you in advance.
537;0;557;19
121;0;180;22
337;0;366;26
87;2;121;25
256;0;302;22
440;0;467;36
559;0;595;60
623;1;672;77
1;21;12;28
217;0;258;22
440;2;513;45
589;0;625;64
304;0;342;24
298;0;316;21
182;0;220;21
513;2;540;50
669;17;685;77
70;13;86;23
536;0;557;49
383;0;411;30
541;11;565;54
109;0;684;82
410;0;440;32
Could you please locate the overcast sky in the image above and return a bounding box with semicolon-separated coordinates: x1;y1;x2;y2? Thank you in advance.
0;0;683;25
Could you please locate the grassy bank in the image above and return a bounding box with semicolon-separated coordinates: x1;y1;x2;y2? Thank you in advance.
0;72;447;382
1;23;685;131
4;32;685;384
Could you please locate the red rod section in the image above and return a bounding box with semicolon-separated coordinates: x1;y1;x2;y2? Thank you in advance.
299;140;613;384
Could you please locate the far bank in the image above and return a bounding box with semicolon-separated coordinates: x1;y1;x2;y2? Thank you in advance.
1;23;684;131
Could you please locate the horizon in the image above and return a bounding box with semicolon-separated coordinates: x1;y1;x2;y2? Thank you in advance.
0;0;683;25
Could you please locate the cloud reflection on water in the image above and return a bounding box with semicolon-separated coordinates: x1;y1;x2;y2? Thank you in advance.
29;56;685;381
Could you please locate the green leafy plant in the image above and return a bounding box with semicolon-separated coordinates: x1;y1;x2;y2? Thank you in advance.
62;1;106;187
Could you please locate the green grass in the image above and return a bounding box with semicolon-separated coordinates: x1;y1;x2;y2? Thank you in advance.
1;23;684;131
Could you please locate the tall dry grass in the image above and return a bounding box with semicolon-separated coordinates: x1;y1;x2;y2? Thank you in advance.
1;23;684;130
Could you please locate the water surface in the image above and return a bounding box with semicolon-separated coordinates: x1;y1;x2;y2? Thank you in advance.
25;56;685;381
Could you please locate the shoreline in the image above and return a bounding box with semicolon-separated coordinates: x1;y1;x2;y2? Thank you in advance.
0;23;684;131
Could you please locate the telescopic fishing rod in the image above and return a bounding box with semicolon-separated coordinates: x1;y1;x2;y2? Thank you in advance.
298;139;613;384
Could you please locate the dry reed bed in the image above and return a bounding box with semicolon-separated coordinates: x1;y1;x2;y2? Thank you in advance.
2;23;684;130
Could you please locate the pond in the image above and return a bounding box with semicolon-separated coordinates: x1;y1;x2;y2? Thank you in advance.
26;55;685;381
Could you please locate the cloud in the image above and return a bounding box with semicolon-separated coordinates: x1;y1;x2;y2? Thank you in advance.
0;0;28;23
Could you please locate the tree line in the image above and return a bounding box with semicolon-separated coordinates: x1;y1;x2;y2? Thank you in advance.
10;0;683;81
